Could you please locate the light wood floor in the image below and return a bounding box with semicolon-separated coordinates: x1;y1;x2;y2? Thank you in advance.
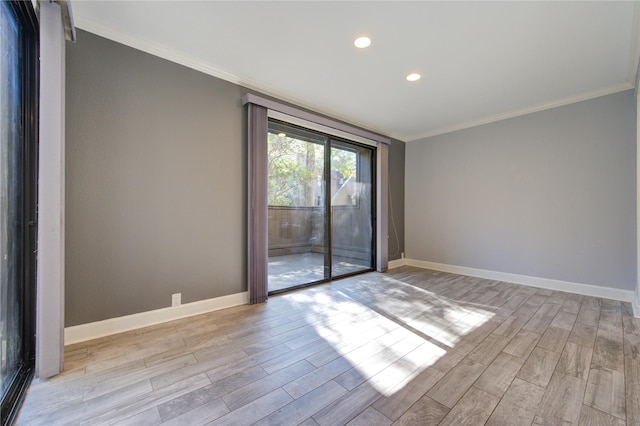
17;266;640;425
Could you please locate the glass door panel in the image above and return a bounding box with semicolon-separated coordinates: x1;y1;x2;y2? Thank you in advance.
267;121;328;292
266;119;375;293
331;141;374;277
1;0;25;402
1;1;37;419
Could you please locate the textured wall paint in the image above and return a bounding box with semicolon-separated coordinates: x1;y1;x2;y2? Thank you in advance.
66;30;405;326
406;90;636;290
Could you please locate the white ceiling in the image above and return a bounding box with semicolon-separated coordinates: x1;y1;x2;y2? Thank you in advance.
71;1;639;142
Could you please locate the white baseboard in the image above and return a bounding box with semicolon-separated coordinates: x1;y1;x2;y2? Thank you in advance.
388;258;407;269
405;259;636;307
65;292;249;345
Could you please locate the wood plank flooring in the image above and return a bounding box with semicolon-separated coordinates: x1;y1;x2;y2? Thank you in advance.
16;266;640;425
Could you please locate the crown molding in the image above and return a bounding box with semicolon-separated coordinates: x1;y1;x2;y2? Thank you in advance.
406;83;634;143
74;14;634;145
74;15;244;85
73;15;392;141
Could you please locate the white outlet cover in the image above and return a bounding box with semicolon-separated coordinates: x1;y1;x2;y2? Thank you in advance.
172;293;181;307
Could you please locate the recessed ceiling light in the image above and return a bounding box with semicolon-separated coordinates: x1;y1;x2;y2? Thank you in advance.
277;132;286;137
354;36;371;49
406;73;421;82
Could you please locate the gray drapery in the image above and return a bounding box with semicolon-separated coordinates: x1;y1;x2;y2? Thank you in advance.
246;103;269;304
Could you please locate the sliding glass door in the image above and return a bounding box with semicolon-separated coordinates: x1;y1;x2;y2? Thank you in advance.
267;121;328;292
267;119;374;293
330;142;374;277
1;2;38;423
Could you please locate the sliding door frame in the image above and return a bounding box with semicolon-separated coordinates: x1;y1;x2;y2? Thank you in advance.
323;131;332;283
244;93;389;304
265;119;377;294
328;135;376;280
1;1;39;424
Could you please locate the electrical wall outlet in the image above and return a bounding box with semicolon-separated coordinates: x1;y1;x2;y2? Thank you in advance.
171;293;181;307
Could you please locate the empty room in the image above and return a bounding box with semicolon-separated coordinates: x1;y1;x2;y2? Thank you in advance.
3;1;640;425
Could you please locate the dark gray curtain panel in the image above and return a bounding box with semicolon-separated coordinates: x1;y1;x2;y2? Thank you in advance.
247;103;269;304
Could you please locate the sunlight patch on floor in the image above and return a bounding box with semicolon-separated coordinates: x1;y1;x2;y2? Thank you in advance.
290;277;495;396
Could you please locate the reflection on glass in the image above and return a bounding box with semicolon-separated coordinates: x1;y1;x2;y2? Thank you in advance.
1;0;25;400
266;119;375;293
331;141;374;277
267;122;328;292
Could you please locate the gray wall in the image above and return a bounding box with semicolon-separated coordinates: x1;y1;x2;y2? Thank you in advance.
406;90;636;290
66;30;405;326
388;139;405;260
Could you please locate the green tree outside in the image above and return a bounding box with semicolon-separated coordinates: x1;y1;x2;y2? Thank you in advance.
268;133;356;206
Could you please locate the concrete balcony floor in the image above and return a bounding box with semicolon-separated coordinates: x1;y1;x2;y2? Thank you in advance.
268;252;371;292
